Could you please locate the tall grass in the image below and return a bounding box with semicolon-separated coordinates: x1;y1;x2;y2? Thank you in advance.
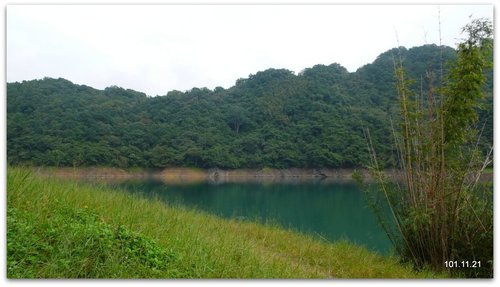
7;167;442;278
362;18;493;278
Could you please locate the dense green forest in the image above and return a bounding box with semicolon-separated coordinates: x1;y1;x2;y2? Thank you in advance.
7;44;493;169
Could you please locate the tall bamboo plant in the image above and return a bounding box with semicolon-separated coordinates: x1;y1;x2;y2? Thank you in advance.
362;18;493;277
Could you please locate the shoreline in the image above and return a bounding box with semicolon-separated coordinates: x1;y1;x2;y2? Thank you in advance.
9;167;441;278
31;166;493;184
33;166;372;183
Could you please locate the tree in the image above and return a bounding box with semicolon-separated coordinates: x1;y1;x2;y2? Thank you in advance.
226;106;249;134
361;18;493;277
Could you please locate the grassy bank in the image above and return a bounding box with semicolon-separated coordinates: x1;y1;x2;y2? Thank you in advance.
7;167;444;278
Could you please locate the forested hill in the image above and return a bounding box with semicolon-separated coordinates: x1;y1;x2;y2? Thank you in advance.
7;44;493;169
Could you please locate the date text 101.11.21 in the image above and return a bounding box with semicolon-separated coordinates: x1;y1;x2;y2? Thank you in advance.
444;261;481;268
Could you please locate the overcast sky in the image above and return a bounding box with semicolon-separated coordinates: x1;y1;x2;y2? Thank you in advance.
7;4;493;96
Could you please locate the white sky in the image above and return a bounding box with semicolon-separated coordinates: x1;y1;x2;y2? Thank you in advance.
6;4;494;96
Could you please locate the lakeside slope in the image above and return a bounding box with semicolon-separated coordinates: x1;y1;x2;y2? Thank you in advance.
7;167;444;278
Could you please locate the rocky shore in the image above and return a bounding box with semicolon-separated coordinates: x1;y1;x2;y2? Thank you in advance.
33;166;492;184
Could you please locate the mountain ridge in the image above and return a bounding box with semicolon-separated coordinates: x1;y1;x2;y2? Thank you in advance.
9;44;454;96
7;44;492;169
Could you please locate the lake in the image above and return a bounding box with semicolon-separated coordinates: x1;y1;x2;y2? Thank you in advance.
106;178;394;254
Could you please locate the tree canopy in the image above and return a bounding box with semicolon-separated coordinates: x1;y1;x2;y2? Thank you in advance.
7;44;492;169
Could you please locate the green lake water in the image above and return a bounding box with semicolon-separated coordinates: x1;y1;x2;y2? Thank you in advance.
111;179;393;254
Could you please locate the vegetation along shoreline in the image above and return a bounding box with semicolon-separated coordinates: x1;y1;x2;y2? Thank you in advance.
8;167;446;278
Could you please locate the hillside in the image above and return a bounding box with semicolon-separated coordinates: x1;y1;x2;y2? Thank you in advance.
7;44;493;169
